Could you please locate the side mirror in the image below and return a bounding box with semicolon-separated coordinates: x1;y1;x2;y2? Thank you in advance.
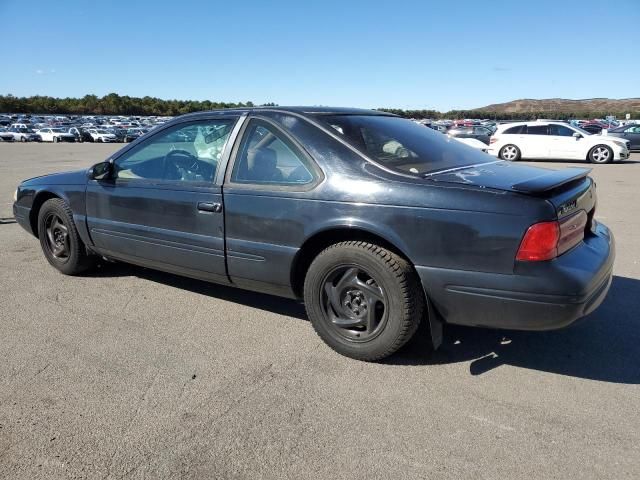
88;161;112;180
572;132;582;139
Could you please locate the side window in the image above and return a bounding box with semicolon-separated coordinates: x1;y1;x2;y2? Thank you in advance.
526;125;548;135
549;124;575;136
627;126;640;133
114;118;236;183
504;125;524;134
231;120;314;185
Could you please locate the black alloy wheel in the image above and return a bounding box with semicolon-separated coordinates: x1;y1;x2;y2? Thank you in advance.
321;265;388;341
43;212;70;260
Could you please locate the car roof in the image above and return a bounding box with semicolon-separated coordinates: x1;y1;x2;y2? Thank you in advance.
176;106;396;121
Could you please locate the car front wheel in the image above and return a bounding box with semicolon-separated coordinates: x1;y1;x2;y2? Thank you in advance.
499;144;521;161
588;145;613;164
304;241;424;361
37;198;96;275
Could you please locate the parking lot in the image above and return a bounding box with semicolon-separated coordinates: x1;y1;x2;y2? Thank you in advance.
0;143;639;479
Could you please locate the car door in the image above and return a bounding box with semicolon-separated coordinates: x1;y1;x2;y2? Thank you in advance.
222;116;321;297
548;123;582;159
86;115;242;283
623;125;640;149
521;124;549;158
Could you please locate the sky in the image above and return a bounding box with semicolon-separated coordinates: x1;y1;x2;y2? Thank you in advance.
1;0;638;111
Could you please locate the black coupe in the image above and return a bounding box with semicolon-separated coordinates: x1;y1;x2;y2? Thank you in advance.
13;107;615;361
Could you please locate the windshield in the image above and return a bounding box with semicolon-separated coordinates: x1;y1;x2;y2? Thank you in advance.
315;115;490;175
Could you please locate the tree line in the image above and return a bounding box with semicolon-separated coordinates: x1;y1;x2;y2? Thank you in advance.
0;94;266;116
378;108;640;120
0;93;637;119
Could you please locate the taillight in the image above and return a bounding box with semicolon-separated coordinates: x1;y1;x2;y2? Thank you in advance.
557;210;588;255
489;137;498;144
516;211;588;261
516;221;559;261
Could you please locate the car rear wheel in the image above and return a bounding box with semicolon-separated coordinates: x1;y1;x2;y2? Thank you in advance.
304;241;424;361
588;145;613;164
20;136;27;142
499;144;521;161
53;136;59;143
37;198;96;275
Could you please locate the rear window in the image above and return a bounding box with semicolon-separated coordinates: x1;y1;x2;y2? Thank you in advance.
314;114;489;175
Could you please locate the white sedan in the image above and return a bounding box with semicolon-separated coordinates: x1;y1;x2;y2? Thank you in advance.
488;121;630;164
88;129;118;143
37;128;77;143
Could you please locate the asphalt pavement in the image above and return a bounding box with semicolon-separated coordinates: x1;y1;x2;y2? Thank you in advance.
1;143;639;479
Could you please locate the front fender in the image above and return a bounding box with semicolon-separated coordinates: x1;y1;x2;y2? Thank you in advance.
18;184;92;247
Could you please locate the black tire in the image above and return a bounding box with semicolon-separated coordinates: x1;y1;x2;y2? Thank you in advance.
20;136;27;142
499;144;521;161
304;241;424;361
37;198;96;275
588;145;613;164
53;136;59;143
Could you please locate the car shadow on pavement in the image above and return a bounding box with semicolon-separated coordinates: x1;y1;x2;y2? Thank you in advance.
91;263;639;383
89;261;309;321
390;275;640;384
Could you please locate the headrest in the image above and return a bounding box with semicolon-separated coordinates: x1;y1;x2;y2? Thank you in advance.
247;147;277;172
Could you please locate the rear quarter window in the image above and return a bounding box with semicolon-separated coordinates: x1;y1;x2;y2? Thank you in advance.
503;125;525;134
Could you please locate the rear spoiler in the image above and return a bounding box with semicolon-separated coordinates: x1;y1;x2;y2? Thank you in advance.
510;167;591;194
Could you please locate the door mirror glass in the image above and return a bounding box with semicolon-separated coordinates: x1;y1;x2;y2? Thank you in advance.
89;161;112;180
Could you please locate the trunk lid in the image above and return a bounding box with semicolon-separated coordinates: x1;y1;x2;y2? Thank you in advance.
427;160;596;220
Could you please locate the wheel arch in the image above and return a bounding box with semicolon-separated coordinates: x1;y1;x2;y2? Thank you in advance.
290;225;414;300
29;191;62;237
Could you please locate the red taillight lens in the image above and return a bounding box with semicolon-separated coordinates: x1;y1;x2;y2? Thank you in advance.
516;221;560;261
489;137;497;144
516;211;588;262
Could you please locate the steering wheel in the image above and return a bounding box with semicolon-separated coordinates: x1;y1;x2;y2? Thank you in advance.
163;149;198;180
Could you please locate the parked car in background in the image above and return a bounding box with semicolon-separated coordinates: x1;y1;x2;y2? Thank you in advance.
605;124;640;151
37;127;76;143
124;128;147;142
87;129;118;143
0;127;15;141
489;121;630;163
7;127;41;142
429;124;447;133
580;124;604;135
447;125;492;145
12;107;614;361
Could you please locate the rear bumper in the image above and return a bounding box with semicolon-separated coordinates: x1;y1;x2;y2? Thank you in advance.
416;222;615;330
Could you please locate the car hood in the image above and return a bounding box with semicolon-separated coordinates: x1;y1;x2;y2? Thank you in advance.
427;160;590;193
22;168;88;186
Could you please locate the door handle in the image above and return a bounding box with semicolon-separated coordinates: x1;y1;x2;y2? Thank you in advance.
197;202;222;213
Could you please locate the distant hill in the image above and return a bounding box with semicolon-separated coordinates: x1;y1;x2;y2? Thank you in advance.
474;98;640;114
